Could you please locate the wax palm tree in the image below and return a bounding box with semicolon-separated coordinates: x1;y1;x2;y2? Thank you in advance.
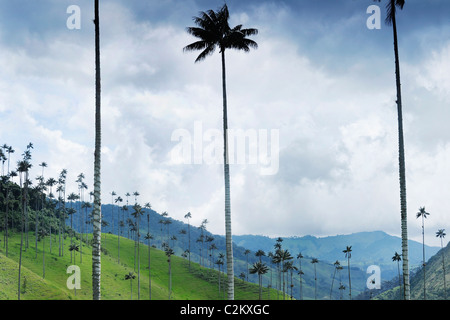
165;246;175;300
297;269;304;301
125;272;136;300
416;206;430;300
145;231;153;300
39;227;48;279
184;212;192;271
184;4;258;300
392;251;403;299
436;229;447;299
311;258;319;300
278;249;293;300
17;147;32;300
255;249;265;263
92;0;102;300
375;0;409;300
343;246;352;299
339;284;346;300
216;254;225;297
330;260;341;300
249;261;269;300
132;203;143;300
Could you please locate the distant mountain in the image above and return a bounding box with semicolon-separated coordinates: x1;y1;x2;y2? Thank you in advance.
67;203;441;299
233;231;440;282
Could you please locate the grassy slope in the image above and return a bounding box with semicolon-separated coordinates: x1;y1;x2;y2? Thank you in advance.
374;241;450;300
0;231;282;300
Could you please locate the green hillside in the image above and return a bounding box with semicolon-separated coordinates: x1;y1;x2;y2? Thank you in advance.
0;231;281;300
373;241;450;300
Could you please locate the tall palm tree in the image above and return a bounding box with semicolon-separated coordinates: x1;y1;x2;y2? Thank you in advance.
392;251;403;299
17;146;32;300
330;260;341;300
125;272;136;300
343;246;352;299
416;206;430;300
311;258;319;300
132;203;143;300
184;212;192;271
165;246;175;300
92;0;102;301
436;229;447;300
244;249;251;281
249;261;269;300
145;231;153;300
184;4;258;300
297;269;304;301
39;227;48;279
297;252;304;300
375;0;409;300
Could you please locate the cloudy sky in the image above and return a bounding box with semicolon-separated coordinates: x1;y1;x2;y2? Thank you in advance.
1;0;449;246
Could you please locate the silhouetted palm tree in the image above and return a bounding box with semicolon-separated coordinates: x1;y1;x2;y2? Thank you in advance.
343;246;352;299
249;261;269;300
436;229;447;299
392;251;403;299
311;258;319;300
125;272;136;300
184;212;192;271
375;0;409;300
416;206;430;300
184;3;258;300
330;260;341;300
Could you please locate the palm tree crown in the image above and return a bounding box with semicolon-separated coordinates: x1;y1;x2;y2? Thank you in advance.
183;4;258;62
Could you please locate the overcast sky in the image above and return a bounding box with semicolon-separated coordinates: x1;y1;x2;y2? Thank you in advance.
1;0;449;246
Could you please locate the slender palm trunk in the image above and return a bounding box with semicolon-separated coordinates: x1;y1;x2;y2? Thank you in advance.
221;49;234;300
392;8;410;300
421;215;426;300
147;215;152;300
330;268;337;300
92;0;102;300
440;238;447;300
348;258;352;300
314;264;317;300
188;222;191;271
137;215;140;300
397;260;403;300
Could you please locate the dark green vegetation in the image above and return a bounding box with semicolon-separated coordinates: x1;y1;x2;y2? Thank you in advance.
361;240;450;300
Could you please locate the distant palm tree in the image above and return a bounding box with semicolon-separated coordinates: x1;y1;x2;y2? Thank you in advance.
244;249;251;281
69;244;80;264
311;258;319;300
125;272;136;300
249;261;269;300
184;4;258;300
436;229;447;300
165;246;175;300
375;0;409;300
278;249;293;300
255;249;265;263
392;251;403;299
343;246;352;299
297;269;304;301
132;204;144;300
92;0;102;300
296;253;304;300
39;228;48;279
339;284;346;300
17;149;32;300
184;212;192;271
416;206;430;300
330;260;341;300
